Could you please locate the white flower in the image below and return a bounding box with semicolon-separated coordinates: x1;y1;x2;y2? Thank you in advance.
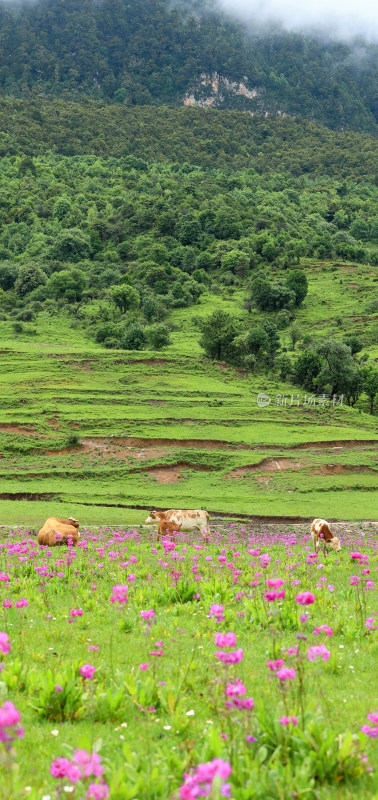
121;722;128;728
339;645;344;648
42;795;51;800
186;710;195;716
163;725;172;730
25;789;32;793
63;788;74;794
51;729;59;736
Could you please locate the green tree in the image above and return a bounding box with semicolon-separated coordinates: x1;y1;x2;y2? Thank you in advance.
289;322;303;351
350;217;370;241
109;285;140;314
245;326;269;357
122;322;146;351
52;229;91;262
285;270;308;306
0;261;19;291
48;269;87;302
146;323;171;349
221;250;250;278
275;353;293;380
343;336;363;355
261;320;280;364
199;310;239;361
362;365;378;414
53;196;72;220
14;263;47;297
314;339;359;396
294;350;322;391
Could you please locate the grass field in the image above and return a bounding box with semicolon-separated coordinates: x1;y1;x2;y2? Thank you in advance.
0;523;377;800
0;258;377;528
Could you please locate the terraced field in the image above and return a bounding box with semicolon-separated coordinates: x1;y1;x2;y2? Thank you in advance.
0;287;377;528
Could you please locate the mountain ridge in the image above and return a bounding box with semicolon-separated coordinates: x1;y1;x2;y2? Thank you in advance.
0;0;377;134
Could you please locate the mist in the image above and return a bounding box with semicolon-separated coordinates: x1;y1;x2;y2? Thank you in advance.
217;0;378;42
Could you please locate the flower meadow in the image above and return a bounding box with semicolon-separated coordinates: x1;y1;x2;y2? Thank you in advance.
0;523;377;800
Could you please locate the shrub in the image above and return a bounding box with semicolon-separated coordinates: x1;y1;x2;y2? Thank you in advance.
146;324;171;349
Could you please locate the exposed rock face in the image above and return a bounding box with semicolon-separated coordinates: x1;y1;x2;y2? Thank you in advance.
184;72;261;107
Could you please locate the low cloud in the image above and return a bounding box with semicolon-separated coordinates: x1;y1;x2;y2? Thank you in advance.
217;0;378;42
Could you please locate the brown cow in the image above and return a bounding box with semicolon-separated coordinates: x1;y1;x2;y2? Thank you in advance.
157;518;182;540
310;518;341;555
38;517;79;547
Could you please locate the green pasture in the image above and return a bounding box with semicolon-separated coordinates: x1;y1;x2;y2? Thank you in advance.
0;260;377;526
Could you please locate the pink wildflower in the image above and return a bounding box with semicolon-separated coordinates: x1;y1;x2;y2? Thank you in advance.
179;758;232;800
87;785;110;800
365;618;375;631
208;604;224;622
140;609;155;620
79;664;96;680
215;648;243;664
215;632;236;648
296;592;315;605
265;589;285;602
14;598;28;608
276;667;296;681
110;585;128;605
361;724;378;739
280;716;298;726
73;749;103;778
266;659;285;672
0;633;10;656
50;757;71;778
313;625;333;637
307;645;330;662
70;608;83;617
266;578;285;588
139;663;150;670
225;679;246;697
66;764;81;783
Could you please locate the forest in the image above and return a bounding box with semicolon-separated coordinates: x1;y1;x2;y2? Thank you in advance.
0;0;377;133
0;106;377;409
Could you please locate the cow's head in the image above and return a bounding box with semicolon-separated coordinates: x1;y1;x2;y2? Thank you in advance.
145;511;162;524
330;536;341;552
67;517;79;528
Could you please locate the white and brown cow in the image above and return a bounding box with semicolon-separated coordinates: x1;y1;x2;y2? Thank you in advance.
310;518;341;555
38;516;79;547
145;509;210;537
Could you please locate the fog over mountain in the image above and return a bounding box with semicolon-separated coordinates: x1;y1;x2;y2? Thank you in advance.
217;0;378;42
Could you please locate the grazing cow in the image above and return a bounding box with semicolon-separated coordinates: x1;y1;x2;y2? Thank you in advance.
38;516;79;547
310;518;341;555
157;519;182;539
145;509;210;536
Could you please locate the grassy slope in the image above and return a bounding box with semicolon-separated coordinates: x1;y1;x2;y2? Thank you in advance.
0;261;377;527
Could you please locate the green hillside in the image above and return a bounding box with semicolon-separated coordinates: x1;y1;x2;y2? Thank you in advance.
0;0;377;133
0;104;377;525
1;262;377;527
